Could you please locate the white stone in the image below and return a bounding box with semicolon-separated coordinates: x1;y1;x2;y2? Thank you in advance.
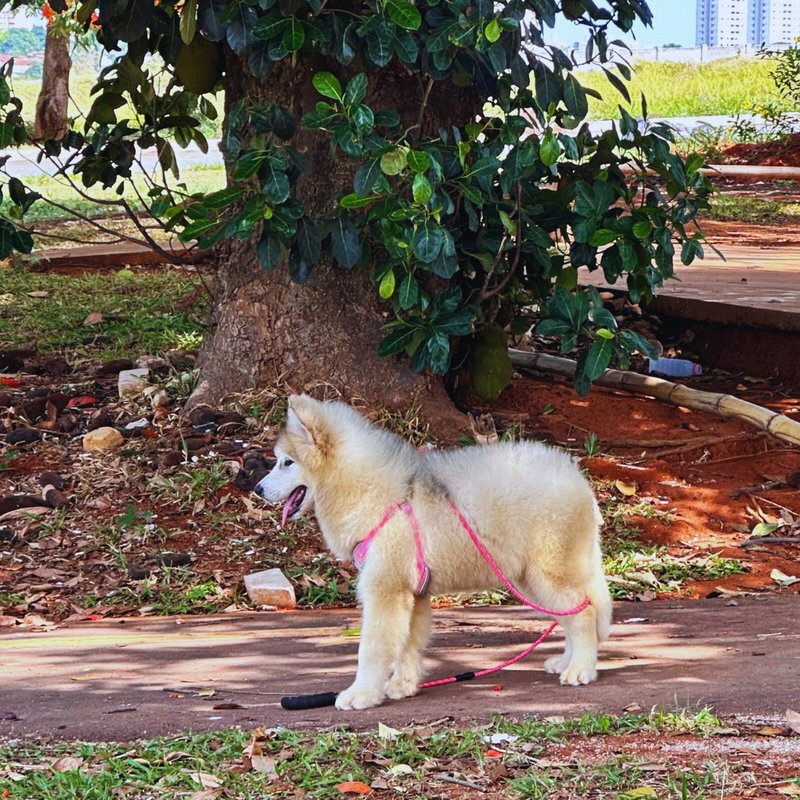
244;568;296;609
118;368;150;398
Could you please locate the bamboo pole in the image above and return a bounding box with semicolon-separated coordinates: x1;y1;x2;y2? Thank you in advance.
508;349;800;448
620;164;800;181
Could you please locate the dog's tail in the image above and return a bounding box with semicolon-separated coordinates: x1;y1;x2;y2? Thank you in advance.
586;539;612;643
589;501;612;642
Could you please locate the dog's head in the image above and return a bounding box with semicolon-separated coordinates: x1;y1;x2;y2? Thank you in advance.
254;395;333;526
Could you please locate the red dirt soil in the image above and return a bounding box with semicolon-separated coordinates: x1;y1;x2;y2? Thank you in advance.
466;373;800;599
723;133;800;167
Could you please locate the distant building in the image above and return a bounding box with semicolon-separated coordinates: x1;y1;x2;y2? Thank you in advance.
697;0;800;45
0;9;14;31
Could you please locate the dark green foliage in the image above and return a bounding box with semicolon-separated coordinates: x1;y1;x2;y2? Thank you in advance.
0;0;712;391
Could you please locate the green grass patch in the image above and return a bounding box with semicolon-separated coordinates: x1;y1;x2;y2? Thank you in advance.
604;542;745;599
0;268;205;361
580;57;786;120
3;164;226;230
0;709;730;800
705;194;800;223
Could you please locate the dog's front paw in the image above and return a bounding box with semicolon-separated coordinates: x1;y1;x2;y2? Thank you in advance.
558;664;597;686
335;684;385;710
386;674;420;701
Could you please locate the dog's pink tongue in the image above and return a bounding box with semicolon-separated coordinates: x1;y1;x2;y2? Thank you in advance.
282;486;304;528
281;501;292;529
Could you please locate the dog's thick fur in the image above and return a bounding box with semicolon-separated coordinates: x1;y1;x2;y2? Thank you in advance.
256;395;612;711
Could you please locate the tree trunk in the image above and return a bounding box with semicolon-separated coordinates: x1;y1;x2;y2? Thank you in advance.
188;51;479;414
34;26;71;140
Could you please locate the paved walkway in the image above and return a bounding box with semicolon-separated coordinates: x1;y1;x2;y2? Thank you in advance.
581;244;800;332
0;597;797;741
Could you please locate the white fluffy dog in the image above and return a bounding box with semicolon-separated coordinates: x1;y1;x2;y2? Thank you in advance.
255;395;612;711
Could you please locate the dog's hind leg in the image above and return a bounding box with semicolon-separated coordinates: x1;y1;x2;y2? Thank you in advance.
551;605;599;685
386;596;431;700
520;571;598;685
335;588;416;711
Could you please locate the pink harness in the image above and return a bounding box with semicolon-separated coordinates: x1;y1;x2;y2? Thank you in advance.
352;503;431;596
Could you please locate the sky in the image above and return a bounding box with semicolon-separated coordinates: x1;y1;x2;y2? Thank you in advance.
546;0;698;49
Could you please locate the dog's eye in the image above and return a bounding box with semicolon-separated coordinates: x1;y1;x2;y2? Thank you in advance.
283;459;294;467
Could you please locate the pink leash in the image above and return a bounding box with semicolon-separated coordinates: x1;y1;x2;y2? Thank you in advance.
281;500;591;710
418;503;589;690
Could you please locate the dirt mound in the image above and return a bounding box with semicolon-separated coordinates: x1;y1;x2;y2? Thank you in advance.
723;133;800;167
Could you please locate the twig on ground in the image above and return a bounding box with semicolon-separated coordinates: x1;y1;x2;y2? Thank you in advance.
740;537;800;548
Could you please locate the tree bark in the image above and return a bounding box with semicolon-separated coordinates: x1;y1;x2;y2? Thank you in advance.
34;26;72;140
188;51;479;414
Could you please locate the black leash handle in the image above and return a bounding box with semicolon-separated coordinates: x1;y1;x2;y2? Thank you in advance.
281;691;337;710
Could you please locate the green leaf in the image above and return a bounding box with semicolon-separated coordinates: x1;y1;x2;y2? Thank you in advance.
202;187;244;209
536;318;573;337
584;337;614;380
563;74;588;119
426;329;451;374
354;159;382;196
398;272;419;309
313;72;343;100
379;325;419;356
387;0;421;30
294;214;321;264
178;218;216;242
752;522;778;537
589;229;618;247
283;18;305;51
262;160;290;204
344;73;368;105
381;148;408;175
341;193;378;208
406;150;430;173
413;221;444;262
540;129;560;166
413;173;432;204
270;105;297;140
685;152;705;176
257;228;283;270
330;216;360;267
233;150;268;181
485;18;501;42
632;220;653;238
596;328;615;339
180;0;197;44
379;269;396;299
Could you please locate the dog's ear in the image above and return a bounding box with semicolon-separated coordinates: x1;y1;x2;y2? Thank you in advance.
285;395;328;461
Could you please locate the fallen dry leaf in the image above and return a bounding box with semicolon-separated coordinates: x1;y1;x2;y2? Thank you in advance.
190;772;222;789
335;781;373;795
756;726;784;737
387;764;413;775
189;790;220;800
787;708;800;735
377;722;401;740
83;311;103;326
50;756;84;772
27;290;49;298
771;568;800;587
777;784;800;796
615;480;638;496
